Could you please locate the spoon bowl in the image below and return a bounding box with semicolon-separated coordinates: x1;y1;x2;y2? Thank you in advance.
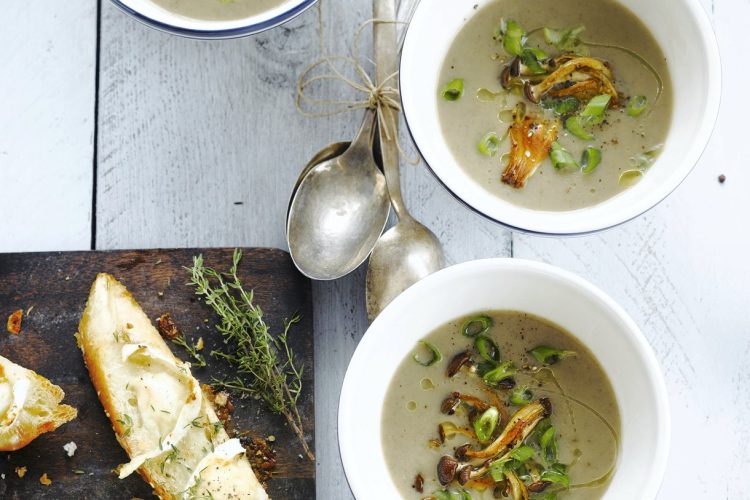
288;141;349;211
366;216;444;320
287;111;390;280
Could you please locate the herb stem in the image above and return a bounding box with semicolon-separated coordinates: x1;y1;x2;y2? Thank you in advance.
187;250;314;461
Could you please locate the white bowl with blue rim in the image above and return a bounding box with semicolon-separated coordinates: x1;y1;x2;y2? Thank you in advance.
111;0;317;39
399;0;720;235
339;258;670;499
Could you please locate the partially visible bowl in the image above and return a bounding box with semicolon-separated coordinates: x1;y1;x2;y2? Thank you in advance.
400;0;720;234
339;258;670;499
111;0;317;39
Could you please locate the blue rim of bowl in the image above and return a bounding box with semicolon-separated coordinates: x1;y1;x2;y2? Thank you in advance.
397;0;721;237
109;0;318;39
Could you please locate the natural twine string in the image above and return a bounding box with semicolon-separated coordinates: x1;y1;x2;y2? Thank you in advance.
295;13;417;162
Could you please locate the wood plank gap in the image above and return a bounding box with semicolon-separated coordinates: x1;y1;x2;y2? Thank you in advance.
91;0;102;250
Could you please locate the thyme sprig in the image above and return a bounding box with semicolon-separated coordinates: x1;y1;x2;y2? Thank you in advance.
171;334;207;367
186;249;313;460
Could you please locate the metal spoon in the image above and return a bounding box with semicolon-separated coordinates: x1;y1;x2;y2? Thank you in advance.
287;110;390;280
287;141;349;208
366;0;445;321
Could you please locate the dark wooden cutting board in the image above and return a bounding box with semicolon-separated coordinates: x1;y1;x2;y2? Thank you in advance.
0;248;314;499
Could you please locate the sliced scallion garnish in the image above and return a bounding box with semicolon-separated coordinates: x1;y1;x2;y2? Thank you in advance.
541;462;570;488
482;360;516;387
540;426;559;463
627;95;648;117
474;335;501;364
565;116;594;140
561;94;611;141
461;315;492;337
478;132;501;157
550;142;579;170
509;385;533;406
489;459;509;481
488;445;535;480
509;445;535;462
473;407;500;443
496;19;527;56
618;169;643;187
620;145;662;186
544;25;586;54
432;489;473;500
580;94;611;124
528;345;576;365
413;340;442;367
441;79;465;101
629;147;660;170
520;48;547;75
581;146;602;173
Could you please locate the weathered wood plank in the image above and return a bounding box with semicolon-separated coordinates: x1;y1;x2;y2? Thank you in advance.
513;1;750;497
0;0;96;252
96;1;324;251
0;248;314;498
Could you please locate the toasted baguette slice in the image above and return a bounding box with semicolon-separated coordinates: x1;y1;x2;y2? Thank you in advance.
77;273;268;500
0;355;77;451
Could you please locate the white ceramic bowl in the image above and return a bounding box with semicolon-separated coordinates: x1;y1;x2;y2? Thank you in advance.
111;0;317;38
339;259;670;499
400;0;720;234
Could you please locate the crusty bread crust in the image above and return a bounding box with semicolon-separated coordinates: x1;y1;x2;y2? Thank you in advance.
77;277;148;455
0;356;77;451
77;273;266;500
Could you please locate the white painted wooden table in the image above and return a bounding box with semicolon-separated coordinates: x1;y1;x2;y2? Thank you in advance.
1;0;748;498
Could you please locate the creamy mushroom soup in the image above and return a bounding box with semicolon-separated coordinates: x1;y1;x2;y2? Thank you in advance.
382;310;620;499
437;0;672;211
150;0;287;21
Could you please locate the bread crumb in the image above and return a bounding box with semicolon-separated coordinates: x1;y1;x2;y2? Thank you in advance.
39;473;52;486
157;313;181;340
63;441;77;457
196;337;205;351
214;392;229;407
7;309;22;335
15;466;27;478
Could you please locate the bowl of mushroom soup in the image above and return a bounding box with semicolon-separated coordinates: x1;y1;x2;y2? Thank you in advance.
338;259;670;499
400;0;720;234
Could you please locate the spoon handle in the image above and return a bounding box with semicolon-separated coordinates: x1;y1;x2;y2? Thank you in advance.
343;108;377;161
374;0;408;220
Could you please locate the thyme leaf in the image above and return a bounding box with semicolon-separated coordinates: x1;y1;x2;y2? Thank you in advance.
171;334;207;368
186;249;313;461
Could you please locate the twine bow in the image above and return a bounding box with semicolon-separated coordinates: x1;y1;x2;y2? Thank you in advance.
295;18;416;160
